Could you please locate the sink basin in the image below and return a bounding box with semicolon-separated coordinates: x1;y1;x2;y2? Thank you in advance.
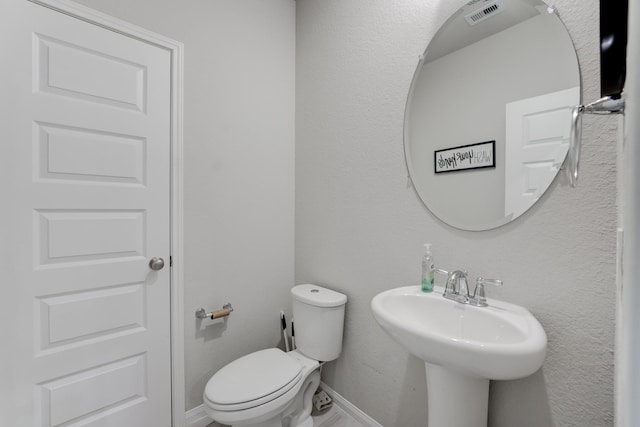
371;285;547;380
371;285;547;427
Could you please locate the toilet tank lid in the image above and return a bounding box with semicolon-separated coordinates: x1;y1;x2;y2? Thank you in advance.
291;284;347;307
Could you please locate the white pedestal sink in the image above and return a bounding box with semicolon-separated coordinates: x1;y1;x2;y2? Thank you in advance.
371;286;547;427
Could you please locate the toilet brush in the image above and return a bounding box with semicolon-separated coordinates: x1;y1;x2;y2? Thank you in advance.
280;311;290;352
291;318;296;350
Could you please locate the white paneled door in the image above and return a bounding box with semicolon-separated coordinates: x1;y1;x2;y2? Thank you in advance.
504;87;580;219
0;1;172;426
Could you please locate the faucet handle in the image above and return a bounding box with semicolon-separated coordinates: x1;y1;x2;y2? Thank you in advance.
470;277;503;307
479;278;503;287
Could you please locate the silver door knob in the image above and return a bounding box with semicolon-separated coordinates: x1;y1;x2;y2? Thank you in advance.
149;257;165;271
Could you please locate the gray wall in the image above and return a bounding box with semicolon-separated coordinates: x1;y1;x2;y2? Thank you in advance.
71;0;296;411
296;0;616;426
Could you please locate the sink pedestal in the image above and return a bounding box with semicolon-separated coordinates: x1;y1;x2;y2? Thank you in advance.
425;363;489;427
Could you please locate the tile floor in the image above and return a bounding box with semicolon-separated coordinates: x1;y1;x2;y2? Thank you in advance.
312;405;366;427
205;403;365;427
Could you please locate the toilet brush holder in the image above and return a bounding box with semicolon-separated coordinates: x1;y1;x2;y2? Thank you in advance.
311;388;333;415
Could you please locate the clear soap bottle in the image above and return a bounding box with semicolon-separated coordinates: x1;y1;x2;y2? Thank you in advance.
421;243;435;292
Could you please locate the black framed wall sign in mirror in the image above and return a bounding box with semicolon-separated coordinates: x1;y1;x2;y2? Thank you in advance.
404;0;580;231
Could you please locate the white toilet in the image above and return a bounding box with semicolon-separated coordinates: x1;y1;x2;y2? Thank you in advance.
203;284;347;427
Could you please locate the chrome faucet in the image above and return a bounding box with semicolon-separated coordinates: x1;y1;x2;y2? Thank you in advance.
437;268;503;307
444;270;470;303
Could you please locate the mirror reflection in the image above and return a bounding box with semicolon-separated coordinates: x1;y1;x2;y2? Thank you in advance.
405;0;580;231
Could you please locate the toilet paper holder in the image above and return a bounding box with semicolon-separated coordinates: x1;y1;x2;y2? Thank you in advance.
196;303;234;320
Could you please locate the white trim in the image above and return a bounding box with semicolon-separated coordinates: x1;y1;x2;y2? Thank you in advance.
185;405;215;427
168;9;185;427
169;15;186;427
620;1;640;425
319;382;383;427
27;1;186;426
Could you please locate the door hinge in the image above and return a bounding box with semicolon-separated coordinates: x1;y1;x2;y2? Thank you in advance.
170;256;173;267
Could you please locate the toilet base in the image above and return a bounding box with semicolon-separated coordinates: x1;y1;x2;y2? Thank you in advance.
283;370;320;427
291;416;313;427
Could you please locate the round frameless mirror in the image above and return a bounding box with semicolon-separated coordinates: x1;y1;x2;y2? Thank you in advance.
404;0;580;231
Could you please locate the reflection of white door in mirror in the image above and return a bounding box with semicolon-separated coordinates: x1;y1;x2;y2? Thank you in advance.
504;86;579;218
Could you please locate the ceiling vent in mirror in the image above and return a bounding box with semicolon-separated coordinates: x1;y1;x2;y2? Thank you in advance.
465;1;505;26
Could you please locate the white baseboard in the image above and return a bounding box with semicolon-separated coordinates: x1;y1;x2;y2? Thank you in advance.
319;382;382;427
185;405;217;427
185;382;381;427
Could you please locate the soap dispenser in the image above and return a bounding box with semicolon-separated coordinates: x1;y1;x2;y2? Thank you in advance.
421;243;435;292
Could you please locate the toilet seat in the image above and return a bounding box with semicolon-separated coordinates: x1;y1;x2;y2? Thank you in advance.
204;348;303;411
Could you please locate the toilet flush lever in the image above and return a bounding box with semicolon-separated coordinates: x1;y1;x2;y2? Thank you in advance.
196;303;234;320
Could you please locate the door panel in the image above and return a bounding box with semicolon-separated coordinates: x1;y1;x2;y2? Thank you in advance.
36;34;147;112
36;122;146;185
0;1;172;425
504;87;579;218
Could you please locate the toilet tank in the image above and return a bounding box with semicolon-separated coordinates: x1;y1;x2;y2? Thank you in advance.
291;284;347;362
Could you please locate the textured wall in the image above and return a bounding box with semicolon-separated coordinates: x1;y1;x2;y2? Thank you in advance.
70;0;296;411
296;0;616;426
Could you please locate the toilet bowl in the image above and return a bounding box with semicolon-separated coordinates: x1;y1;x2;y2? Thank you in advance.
204;349;320;427
203;284;347;427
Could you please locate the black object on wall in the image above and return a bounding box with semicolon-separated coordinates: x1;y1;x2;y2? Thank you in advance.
600;0;628;98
